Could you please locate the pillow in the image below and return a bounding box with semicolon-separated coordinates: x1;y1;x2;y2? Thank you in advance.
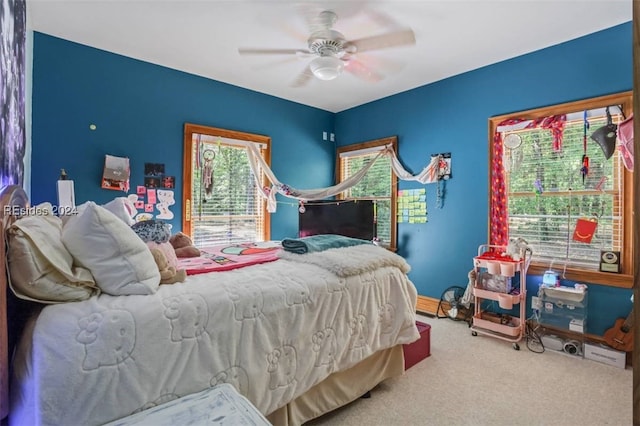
61;202;161;296
103;195;138;226
131;219;172;243
146;241;178;270
7;213;99;303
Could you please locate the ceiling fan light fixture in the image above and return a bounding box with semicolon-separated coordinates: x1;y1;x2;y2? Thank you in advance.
310;55;344;81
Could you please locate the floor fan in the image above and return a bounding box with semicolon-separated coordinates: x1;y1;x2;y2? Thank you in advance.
436;286;471;324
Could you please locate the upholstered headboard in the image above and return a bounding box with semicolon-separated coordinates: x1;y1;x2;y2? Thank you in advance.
0;185;30;419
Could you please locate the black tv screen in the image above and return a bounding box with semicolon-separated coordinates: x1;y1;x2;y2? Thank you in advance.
298;200;375;240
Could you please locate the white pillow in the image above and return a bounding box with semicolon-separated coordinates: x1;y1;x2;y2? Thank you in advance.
7;213;98;303
61;201;160;295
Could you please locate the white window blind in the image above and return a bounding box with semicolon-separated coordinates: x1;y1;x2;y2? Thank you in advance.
505;111;625;270
191;138;266;246
340;147;392;244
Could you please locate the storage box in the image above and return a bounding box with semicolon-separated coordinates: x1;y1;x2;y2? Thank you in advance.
478;271;512;293
103;383;271;425
569;318;584;333
403;321;431;370
472;313;521;337
584;342;626;369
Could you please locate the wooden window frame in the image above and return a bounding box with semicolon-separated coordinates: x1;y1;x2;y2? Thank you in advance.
336;136;398;251
182;123;271;242
489;91;634;288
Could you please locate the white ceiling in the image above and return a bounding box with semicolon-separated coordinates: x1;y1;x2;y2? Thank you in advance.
27;1;632;113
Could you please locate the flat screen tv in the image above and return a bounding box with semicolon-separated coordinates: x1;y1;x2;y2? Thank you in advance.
298;200;375;240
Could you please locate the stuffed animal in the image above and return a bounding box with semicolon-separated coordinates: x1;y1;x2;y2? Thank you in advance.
103;195;139;226
170;232;201;258
147;241;179;271
504;237;530;261
150;248;186;284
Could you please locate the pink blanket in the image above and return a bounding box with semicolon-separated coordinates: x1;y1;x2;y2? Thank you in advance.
178;241;282;275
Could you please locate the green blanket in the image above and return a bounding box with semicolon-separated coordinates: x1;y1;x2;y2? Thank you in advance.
281;234;372;254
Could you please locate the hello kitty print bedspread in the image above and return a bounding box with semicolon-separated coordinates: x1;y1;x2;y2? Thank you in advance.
10;245;419;426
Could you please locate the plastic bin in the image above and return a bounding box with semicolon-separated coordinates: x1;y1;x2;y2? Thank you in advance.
472;314;521;337
403;321;431;369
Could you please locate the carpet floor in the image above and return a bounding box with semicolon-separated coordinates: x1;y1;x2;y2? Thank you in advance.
306;314;632;426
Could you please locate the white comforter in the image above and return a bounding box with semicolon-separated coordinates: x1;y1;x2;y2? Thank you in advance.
10;245;419;426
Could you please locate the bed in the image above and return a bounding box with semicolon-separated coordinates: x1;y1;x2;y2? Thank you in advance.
0;185;420;426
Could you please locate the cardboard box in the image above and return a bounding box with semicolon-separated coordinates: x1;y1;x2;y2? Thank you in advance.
584;342;626;369
403;321;431;370
569;318;584;333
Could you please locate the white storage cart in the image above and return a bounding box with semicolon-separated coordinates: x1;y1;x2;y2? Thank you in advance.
470;244;530;350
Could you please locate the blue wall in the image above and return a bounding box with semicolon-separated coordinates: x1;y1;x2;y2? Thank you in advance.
30;32;335;239
335;22;633;335
31;24;633;335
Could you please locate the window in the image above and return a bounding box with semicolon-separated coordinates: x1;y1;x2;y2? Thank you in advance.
182;124;271;246
489;92;633;287
336;136;398;250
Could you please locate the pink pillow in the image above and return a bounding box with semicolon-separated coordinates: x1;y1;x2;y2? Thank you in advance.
146;241;179;270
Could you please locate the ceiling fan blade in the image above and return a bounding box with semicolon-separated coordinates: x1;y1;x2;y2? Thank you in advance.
290;65;314;88
297;6;336;34
238;48;308;56
344;58;384;83
250;56;300;71
356;52;405;75
345;28;416;53
360;8;404;32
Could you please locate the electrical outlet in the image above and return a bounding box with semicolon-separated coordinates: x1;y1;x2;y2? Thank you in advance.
531;296;542;310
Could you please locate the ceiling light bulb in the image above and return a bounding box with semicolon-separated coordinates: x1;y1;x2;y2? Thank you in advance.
310;56;344;81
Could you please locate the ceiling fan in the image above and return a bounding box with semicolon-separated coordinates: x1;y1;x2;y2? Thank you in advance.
238;10;416;87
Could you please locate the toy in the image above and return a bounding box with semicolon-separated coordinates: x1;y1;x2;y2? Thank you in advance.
147;241;179;270
103;194;139;225
150;248;186;284
504;237;530;261
170;232;201;258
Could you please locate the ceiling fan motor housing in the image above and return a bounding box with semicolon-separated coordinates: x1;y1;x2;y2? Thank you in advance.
308;30;346;57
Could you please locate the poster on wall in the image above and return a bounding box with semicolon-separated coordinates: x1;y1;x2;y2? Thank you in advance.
162;176;175;188
156;189;175;220
102;154;130;192
132;162;177;222
0;0;27;187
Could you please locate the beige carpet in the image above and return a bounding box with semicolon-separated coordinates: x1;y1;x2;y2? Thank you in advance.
307;314;632;426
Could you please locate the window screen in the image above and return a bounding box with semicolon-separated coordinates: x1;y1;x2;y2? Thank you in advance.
190;136;266;246
339;146;393;245
504;110;625;270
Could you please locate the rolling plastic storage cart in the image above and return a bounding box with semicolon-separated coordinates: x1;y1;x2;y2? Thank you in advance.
470;244;530;350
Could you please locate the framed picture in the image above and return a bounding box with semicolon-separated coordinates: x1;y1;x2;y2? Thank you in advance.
144;163;165;177
144;177;161;188
162;176;175;189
